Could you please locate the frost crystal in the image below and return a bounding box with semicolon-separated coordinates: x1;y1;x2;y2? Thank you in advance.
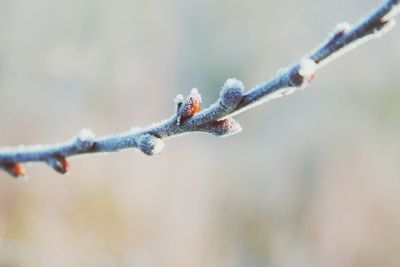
174;94;184;104
130;126;142;133
335;22;352;34
190;88;202;102
75;128;95;150
298;58;317;77
77;128;95;142
138;134;164;156
224;78;244;91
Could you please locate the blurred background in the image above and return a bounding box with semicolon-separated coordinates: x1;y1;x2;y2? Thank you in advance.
1;0;400;266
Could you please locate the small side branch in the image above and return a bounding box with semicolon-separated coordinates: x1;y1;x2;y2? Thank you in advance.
1;0;399;178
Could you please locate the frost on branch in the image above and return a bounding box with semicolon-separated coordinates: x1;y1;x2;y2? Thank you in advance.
220;78;244;110
138;134;164;156
176;88;202;125
0;0;399;178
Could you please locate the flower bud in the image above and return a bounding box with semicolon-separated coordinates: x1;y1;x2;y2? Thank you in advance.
75;128;95;151
200;118;242;137
138;134;164;156
176;88;202;125
48;155;70;174
4;163;26;178
291;58;317;87
219;78;244;110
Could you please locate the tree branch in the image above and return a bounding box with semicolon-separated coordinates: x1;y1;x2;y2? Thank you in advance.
1;0;399;178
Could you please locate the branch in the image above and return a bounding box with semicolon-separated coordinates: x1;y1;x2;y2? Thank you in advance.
1;0;399;178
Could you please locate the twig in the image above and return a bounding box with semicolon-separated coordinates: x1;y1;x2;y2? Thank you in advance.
1;0;399;178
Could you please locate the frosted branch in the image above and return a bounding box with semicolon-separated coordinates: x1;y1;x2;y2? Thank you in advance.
1;0;399;178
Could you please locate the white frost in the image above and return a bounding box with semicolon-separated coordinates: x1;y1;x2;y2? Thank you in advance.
77;128;95;142
174;94;184;104
298;58;317;77
138;134;164;155
75;128;95;150
224;78;244;91
151;138;165;155
190;88;202;101
334;22;352;34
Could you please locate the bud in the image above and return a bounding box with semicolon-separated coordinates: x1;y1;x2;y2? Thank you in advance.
138;134;165;156
4;163;26;178
48;156;70;174
75;128;95;151
176;88;202;125
327;22;351;43
373;18;396;38
291;58;317;87
200;118;242;137
219;78;244;110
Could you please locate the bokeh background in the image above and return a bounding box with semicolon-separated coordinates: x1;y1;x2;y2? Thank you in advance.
1;0;400;266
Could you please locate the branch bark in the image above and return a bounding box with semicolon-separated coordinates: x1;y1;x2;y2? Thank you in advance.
1;0;399;178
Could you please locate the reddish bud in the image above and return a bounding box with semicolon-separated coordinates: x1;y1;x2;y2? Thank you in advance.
48;156;70;174
4;163;26;178
176;88;202;125
199;118;242;137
